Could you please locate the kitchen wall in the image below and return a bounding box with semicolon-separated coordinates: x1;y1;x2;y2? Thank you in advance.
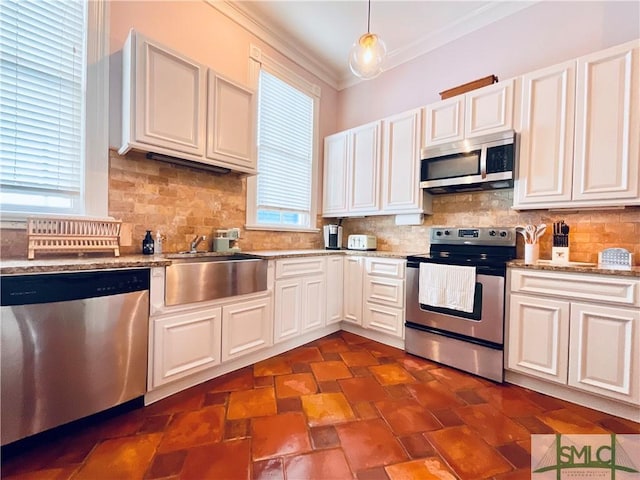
336;1;640;265
337;1;640;130
1;1;334;259
1;2;638;261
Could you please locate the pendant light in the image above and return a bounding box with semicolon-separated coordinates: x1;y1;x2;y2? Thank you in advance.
348;0;386;79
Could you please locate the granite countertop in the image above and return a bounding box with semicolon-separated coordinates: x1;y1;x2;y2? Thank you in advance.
4;250;637;277
244;249;414;259
0;249;412;275
0;255;171;275
508;260;640;278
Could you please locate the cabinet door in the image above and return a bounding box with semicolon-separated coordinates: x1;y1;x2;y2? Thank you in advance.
343;256;364;325
569;302;639;404
302;275;326;332
465;79;514;137
274;279;302;343
382;109;423;213
507;293;570;384
363;302;404;338
134;32;206;156
423;96;465;146
350;122;381;213
326;256;344;325
514;61;576;207
222;296;273;362
573;42;640;202
152;307;221;387
323;132;350;215
206;72;256;173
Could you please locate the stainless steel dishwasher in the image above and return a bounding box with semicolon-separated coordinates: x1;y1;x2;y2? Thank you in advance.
0;268;150;445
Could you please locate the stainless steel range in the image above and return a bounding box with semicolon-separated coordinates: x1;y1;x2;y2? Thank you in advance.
405;227;516;382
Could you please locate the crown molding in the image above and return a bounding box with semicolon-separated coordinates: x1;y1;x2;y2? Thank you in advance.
205;0;340;89
208;0;537;91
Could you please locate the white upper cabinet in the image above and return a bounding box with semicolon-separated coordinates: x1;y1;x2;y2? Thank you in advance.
120;30;206;157
514;40;640;209
206;72;257;173
381;108;427;214
423;96;465;146
424;79;513;147
465;80;514;138
322;131;350;215
120;30;257;174
323;121;381;217
323;110;432;218
514;60;576;206
572;42;639;203
350;122;382;213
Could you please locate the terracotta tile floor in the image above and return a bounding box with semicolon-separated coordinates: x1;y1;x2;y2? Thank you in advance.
3;331;640;479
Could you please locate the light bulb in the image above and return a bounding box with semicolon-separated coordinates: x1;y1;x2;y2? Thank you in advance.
349;33;386;79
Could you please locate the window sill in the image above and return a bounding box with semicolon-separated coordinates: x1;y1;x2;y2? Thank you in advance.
1;214;27;230
244;224;320;234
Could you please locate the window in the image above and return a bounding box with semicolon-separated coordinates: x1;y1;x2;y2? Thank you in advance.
246;47;320;231
0;0;109;223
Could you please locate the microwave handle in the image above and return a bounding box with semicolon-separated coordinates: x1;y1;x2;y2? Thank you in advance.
480;145;487;179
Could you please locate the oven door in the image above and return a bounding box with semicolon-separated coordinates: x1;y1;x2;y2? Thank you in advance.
405;262;505;346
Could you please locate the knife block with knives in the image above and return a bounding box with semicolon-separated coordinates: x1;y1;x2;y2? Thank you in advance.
552;221;570;263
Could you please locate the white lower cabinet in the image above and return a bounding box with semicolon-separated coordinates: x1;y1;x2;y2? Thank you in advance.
222;296;273;362
362;258;406;338
507;268;640;407
568;302;639;403
152;307;222;387
343;256;364;326
508;294;570;384
326;256;344;325
274;257;326;343
151;292;273;389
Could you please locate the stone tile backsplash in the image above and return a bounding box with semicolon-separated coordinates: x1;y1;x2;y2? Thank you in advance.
1;149;638;264
342;190;640;265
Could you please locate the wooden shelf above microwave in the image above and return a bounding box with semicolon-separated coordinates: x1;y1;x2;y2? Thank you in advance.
439;75;498;100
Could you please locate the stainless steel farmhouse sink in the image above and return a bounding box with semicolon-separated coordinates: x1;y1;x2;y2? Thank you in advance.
164;253;268;306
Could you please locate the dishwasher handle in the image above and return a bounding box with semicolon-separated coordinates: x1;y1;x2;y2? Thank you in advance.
1;269;150;306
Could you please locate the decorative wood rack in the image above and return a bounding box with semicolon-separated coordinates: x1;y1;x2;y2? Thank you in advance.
27;216;122;259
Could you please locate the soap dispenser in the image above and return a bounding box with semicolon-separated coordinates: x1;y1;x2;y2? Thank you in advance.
142;230;154;255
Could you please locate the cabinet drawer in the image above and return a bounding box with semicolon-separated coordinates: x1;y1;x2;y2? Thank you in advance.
275;257;325;279
510;269;639;307
365;257;405;278
364;302;404;338
365;276;404;308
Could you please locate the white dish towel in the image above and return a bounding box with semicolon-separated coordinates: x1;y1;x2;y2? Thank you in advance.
419;263;476;313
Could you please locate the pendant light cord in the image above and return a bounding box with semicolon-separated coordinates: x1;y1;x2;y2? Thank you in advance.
367;0;371;33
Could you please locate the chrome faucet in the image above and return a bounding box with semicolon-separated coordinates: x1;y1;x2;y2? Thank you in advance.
189;235;207;253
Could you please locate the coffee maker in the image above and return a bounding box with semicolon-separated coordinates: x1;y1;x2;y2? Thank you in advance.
213;228;240;252
323;224;343;250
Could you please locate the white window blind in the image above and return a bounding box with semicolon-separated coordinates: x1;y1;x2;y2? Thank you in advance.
0;0;87;214
256;69;314;227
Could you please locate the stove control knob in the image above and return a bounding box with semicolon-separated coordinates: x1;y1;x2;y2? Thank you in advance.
489;230;497;236
499;231;507;237
436;231;443;236
444;230;450;236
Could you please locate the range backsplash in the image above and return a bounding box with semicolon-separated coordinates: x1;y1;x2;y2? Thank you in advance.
342;190;640;265
1;150;638;264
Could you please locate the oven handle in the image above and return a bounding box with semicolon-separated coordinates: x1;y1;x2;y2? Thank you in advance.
407;261;505;276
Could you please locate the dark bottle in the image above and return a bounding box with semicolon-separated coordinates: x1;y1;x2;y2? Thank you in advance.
142;230;154;255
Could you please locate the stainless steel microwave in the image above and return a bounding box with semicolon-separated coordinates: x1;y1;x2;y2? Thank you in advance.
420;130;515;194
